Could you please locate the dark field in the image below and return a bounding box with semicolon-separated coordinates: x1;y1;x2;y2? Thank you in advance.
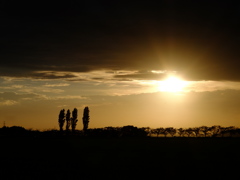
1;137;240;180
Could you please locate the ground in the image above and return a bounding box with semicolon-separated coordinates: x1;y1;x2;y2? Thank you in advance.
1;137;239;179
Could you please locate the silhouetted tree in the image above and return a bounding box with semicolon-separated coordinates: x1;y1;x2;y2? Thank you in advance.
71;108;78;133
82;106;90;133
224;126;237;137
58;109;65;132
162;128;169;137
200;126;210;137
103;126;119;137
185;128;194;137
210;125;221;137
152;128;162;137
166;127;177;137
177;128;185;137
120;125;147;137
142;127;151;136
192;127;201;137
65;109;71;132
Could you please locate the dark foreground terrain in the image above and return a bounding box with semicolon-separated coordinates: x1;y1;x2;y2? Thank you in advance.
1;137;240;180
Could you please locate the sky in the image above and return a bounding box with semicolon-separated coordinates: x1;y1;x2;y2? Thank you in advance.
1;0;240;130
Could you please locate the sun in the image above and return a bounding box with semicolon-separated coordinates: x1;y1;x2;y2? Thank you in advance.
158;76;188;92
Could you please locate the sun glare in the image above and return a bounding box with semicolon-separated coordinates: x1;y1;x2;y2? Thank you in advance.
158;76;188;92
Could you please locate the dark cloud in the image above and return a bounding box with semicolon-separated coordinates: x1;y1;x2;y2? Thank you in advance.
66;79;88;82
91;77;105;80
0;67;78;79
1;1;240;81
32;72;77;79
114;71;166;80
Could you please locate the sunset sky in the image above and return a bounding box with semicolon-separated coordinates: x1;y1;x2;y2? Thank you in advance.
1;1;240;130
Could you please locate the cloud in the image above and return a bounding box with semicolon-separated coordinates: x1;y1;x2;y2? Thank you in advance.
114;70;170;80
51;95;87;100
0;92;45;101
0;1;240;81
63;70;172;82
43;83;70;87
0;84;25;90
41;89;65;93
186;81;240;92
0;100;18;106
0;68;78;80
30;71;78;79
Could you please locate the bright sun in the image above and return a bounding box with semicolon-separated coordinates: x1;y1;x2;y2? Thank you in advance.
158;76;188;92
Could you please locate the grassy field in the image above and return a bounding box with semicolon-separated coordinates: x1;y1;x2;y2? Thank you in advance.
1;137;240;179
